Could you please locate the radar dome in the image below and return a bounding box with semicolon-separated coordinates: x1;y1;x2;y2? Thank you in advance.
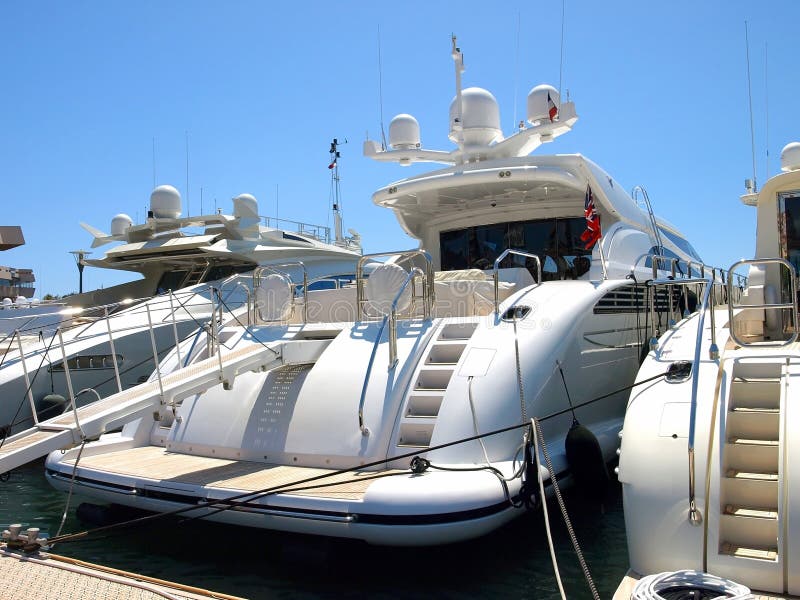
15;296;28;306
111;214;133;236
149;185;182;219
233;194;259;219
449;87;502;146
527;84;560;125
389;114;421;150
1;298;11;307
781;142;800;172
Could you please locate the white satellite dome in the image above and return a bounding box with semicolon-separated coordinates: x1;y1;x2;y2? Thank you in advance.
111;213;133;236
389;114;421;150
150;185;182;219
15;296;29;306
527;84;560;125
449;87;502;147
30;297;40;304
781;142;800;172
233;194;259;219
1;297;12;307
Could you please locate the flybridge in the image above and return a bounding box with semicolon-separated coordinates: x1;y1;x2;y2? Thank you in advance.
364;36;578;167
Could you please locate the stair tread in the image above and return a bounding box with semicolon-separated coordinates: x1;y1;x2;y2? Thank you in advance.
731;406;779;414
726;469;779;481
720;542;778;561
724;504;778;519
728;437;779;446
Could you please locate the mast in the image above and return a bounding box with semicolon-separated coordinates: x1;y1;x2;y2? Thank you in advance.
329;138;344;245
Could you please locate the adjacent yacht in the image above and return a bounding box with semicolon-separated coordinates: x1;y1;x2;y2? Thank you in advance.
614;142;800;598
0;183;361;435
33;40;705;546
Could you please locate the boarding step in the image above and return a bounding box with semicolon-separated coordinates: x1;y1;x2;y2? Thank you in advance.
726;410;779;441
727;438;778;447
720;511;778;549
721;477;778;509
405;393;444;418
724;505;777;519
425;342;467;366
725;441;778;474
730;380;781;411
397;421;434;448
719;542;778;562
437;322;478;341
414;368;455;392
727;469;778;481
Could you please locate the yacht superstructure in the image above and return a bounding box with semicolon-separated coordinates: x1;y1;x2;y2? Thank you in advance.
34;40;707;546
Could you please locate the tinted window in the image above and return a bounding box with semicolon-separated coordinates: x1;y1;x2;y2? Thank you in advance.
439;217;593;280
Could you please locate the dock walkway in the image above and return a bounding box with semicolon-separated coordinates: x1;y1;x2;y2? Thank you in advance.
1;544;245;600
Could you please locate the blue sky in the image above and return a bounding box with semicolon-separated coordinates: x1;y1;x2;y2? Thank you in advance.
2;1;798;296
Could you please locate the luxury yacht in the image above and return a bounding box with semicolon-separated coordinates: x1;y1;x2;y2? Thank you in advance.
0;183;361;435
614;142;800;599
33;40;706;546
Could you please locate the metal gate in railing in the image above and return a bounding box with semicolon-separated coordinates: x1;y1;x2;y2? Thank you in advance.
727;257;799;347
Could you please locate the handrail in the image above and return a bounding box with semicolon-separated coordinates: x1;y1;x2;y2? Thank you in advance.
254;262;309;324
632;185;664;256
492;249;542;314
643;274;718;527
357;263;428;434
727;258;799;347
356;250;434;321
388;267;425;369
259;214;332;244
357;316;389;437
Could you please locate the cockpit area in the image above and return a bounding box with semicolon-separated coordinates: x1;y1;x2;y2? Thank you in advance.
439;216;593;281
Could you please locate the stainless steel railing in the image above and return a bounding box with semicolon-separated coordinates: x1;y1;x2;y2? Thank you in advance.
492;249;541;314
727;258;798;347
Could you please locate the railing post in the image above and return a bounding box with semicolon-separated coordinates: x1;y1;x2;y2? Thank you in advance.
168;291;182;367
56;328;83;435
649;283;660;351
103;307;123;394
14;330;38;426
145;304;165;402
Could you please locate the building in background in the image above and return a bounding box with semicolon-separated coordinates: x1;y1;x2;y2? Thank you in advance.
0;226;35;300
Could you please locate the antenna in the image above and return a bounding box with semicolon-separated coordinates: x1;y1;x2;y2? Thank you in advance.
559;0;567;96
152;137;157;188
744;21;757;192
451;35;465;156
275;184;279;223
200;186;204;215
329;138;347;244
185;130;190;217
765;42;770;179
377;25;388;150
512;12;521;131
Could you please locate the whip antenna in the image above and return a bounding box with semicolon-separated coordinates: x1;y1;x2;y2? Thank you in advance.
559;0;566;97
377;25;388;150
765;42;770;179
513;12;521;130
744;21;757;192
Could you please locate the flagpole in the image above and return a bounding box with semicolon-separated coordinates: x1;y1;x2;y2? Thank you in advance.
597;237;608;280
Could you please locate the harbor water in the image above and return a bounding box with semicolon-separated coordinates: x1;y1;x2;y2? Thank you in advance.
0;459;629;599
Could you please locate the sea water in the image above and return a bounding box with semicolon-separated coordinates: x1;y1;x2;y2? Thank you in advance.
0;459;629;599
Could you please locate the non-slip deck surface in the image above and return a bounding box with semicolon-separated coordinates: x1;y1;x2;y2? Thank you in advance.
0;547;244;600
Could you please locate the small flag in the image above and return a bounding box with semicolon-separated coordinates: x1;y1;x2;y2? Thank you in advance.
547;92;558;122
328;158;337;169
580;185;602;249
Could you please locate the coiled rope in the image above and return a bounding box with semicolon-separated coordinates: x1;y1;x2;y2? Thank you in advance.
632;570;753;600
